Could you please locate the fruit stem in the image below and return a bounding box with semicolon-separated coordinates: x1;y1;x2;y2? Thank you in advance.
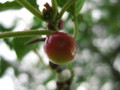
58;0;75;20
49;61;63;73
73;1;78;39
73;11;78;39
0;30;54;39
15;0;43;20
51;0;58;21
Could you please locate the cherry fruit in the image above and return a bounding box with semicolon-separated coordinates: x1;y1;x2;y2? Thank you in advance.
44;32;77;64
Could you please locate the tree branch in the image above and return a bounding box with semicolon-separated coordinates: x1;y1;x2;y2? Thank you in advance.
0;30;54;39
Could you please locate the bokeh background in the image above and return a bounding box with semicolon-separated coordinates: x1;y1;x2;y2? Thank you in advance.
0;0;120;90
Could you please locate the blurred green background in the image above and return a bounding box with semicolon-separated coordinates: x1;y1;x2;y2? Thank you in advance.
0;0;120;90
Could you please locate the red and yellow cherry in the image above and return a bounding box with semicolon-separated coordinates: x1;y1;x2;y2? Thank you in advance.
44;32;77;64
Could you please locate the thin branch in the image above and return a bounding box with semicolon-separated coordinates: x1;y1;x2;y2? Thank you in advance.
58;0;75;20
25;38;46;45
0;30;54;39
15;0;43;20
51;0;58;21
33;50;46;67
73;11;78;39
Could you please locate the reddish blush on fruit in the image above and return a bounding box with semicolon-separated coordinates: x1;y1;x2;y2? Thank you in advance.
44;32;77;64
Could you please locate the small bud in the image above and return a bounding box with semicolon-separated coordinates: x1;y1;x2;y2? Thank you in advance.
58;20;64;30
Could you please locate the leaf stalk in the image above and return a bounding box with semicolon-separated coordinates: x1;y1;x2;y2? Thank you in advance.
0;30;54;39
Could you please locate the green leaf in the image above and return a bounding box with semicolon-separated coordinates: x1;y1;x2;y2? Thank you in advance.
0;1;22;11
0;58;10;77
12;37;40;60
27;0;39;10
0;57;20;77
0;24;15;32
75;0;85;14
30;16;42;30
0;24;15;48
57;0;85;15
3;39;13;49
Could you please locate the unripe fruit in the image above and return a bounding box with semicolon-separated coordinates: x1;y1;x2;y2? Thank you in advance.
44;32;77;64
